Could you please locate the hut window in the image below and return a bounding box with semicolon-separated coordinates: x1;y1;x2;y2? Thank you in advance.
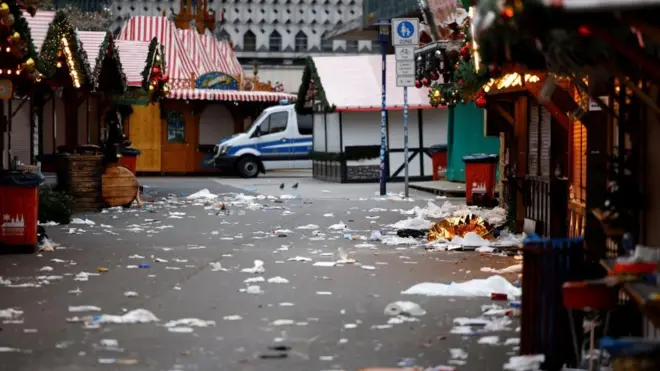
346;40;358;53
166;112;186;143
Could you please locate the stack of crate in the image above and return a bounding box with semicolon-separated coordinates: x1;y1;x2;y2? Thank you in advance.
56;155;104;212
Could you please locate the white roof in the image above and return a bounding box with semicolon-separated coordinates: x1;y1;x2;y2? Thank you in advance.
311;54;440;111
540;0;659;10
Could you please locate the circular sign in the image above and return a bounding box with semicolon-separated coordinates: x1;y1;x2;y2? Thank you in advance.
396;21;415;39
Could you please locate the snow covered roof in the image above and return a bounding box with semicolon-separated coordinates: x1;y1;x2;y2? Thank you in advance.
303;55;442;112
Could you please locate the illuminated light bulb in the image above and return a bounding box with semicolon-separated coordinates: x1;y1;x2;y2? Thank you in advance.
0;69;2;74
56;62;62;68
5;47;9;52
15;69;20;74
6;70;11;75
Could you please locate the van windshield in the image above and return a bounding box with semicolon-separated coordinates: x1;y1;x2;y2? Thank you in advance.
247;110;269;134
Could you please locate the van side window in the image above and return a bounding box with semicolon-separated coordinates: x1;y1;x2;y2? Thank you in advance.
297;114;313;135
267;112;288;134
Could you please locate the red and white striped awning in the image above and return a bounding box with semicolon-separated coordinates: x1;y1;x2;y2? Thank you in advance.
77;31;107;66
23;10;55;52
179;29;215;76
541;0;659;10
169;88;296;102
117;16;198;80
218;39;243;79
115;40;151;87
199;32;240;78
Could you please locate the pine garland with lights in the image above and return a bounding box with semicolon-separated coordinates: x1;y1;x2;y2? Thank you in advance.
295;56;336;113
94;31;126;94
0;1;40;95
37;10;93;88
141;37;169;101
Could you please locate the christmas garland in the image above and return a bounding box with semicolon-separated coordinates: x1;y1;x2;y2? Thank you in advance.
94;31;127;94
295;57;336;114
2;1;40;95
141;37;169;101
37;11;93;87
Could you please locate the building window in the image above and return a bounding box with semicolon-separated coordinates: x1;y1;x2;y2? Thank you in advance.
216;28;230;41
346;40;358;53
321;32;333;52
243;30;256;51
167;112;185;144
294;30;307;53
269;30;281;52
371;40;381;52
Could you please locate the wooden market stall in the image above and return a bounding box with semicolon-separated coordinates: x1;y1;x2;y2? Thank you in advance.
115;13;295;174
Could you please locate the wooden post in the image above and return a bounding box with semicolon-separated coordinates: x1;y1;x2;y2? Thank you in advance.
513;96;528;232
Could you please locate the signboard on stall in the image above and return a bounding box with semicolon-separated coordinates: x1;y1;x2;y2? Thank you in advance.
0;80;13;99
195;72;239;90
114;88;150;106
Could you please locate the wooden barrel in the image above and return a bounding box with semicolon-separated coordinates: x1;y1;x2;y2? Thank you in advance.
102;164;138;207
56;154;104;212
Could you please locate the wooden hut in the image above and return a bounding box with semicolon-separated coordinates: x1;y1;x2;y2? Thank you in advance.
115;15;295;174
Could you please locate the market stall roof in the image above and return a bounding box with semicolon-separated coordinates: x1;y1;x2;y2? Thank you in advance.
114;40;151;87
199;33;243;78
179;28;215;76
540;0;659;10
23;10;54;51
78;31;127;92
117;16;198;84
169;88;295;103
297;55;441;112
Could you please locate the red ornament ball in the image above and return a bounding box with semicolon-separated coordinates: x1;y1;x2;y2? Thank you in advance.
577;26;591;37
430;71;439;81
415;80;422;89
161;74;169;83
152;66;161;75
422;78;430;87
475;96;487;108
458;79;464;86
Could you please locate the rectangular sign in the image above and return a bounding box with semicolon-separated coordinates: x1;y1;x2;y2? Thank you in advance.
391;18;419;46
0;80;12;99
395;46;415;61
589;96;609;111
396;61;415;76
396;76;415;87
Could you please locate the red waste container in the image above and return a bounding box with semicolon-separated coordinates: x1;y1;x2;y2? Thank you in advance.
463;154;498;205
0;171;43;253
119;147;141;175
429;144;448;181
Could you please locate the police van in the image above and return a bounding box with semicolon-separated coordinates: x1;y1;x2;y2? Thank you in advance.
210;103;313;178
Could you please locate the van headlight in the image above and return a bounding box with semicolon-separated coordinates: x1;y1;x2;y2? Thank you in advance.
217;144;228;155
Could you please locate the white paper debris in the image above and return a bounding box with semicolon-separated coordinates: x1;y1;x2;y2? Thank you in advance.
313;261;336;267
124;291;138;297
296;224;320;230
481;264;523;274
90;309;159;324
384;301;426;317
69;305;102;313
401;275;521;298
389;217;433;230
186;189;218;200
71;218;95;225
503;355;545;371
223;315;243;321
240;260;265;274
267;276;289;284
287;256;312;262
164;318;216;328
328;221;348;231
271;319;294;326
244;276;265;284
210;262;228;272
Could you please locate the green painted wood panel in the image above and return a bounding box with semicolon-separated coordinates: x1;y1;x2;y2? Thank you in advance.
446;103;500;182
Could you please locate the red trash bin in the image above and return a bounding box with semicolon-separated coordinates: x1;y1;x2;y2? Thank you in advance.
119;147;141;175
0;171;43;253
462;154;498;205
429;145;448;181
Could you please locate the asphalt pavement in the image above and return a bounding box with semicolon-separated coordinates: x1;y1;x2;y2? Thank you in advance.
0;173;521;371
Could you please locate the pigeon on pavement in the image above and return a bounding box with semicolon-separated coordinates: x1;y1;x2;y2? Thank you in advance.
292;182;298;189
279;183;285;189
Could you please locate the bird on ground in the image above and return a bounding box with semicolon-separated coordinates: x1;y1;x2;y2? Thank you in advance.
279;183;285;189
292;182;299;189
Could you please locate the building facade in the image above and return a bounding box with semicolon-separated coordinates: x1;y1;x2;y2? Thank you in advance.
69;0;377;93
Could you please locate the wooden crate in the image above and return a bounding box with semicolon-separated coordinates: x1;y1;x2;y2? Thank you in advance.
56;155;104;212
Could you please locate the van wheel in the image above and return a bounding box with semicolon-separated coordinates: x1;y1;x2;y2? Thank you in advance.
237;156;260;178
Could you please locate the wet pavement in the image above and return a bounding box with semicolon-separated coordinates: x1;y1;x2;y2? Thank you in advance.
1;176;521;371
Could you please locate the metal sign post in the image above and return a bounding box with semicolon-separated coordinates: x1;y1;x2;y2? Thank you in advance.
392;18;419;198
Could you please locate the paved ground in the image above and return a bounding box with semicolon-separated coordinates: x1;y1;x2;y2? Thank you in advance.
0;172;521;371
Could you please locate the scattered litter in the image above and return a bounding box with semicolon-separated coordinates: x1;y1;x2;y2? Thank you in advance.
287;256;312;262
271;319;295;326
401;275;521;299
223;315;243;321
244;276;265;284
124;291;138;297
502;355;545;370
297;224;320;230
242;285;263;294
69;305;101;313
71;218;95;225
267;276;289;284
68;287;82;295
344;323;357;329
88;309;159;324
164;318;216;328
313;261;336;267
129;254;145;259
279;302;294;307
322;213;334;217
316;291;332;296
0;308;23;319
241;260;265;274
168;327;193;333
361;265;376;270
328;221;348;231
210;262;228;272
384;301;426;317
100;339;119;348
390;217;434;230
154;257;168;263
481;264;523;275
478;336;500;345
450;348;468;360
186;189;218;200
